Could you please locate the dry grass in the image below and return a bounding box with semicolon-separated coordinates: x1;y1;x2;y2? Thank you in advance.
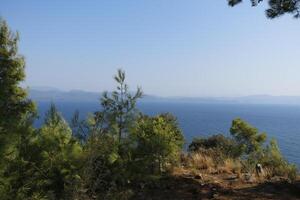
187;152;215;171
181;152;244;178
217;159;242;175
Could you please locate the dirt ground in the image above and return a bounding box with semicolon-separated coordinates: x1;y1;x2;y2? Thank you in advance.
132;168;300;200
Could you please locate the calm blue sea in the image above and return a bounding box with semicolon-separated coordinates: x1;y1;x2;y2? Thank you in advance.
35;101;300;167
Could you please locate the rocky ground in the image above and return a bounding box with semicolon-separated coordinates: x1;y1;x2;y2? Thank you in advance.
131;168;300;200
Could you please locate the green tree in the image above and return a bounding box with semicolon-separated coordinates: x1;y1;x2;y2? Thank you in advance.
0;19;36;199
80;133;120;198
131;113;184;174
2;104;83;199
35;104;83;199
188;134;240;159
99;69;143;142
230;118;267;156
0;19;35;155
228;0;300;18
76;70;143;198
261;138;298;180
0;120;38;200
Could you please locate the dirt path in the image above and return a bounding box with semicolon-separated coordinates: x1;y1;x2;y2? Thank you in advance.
132;170;300;200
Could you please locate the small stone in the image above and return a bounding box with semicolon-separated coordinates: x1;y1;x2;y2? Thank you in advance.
195;174;203;180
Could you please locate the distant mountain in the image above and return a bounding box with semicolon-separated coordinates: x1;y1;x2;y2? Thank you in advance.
29;89;300;105
30;86;62;91
166;95;300;105
29;89;164;103
29;89;101;102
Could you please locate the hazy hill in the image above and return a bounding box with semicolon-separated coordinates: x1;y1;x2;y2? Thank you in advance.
29;88;300;105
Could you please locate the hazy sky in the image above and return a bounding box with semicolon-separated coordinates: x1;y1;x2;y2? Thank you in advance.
1;1;300;97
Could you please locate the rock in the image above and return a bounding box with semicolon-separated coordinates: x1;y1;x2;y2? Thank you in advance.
244;173;252;181
226;174;238;180
195;174;203;180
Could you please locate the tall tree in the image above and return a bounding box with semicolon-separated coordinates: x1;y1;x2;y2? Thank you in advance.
228;0;300;18
230;118;267;156
0;19;35;166
0;19;36;199
0;19;35;135
99;69;143;142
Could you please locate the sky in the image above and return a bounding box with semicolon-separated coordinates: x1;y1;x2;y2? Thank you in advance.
1;0;300;97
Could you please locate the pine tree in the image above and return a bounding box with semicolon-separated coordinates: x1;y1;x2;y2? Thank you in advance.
228;0;300;18
0;19;35;157
0;19;36;199
99;69;143;142
0;19;35;134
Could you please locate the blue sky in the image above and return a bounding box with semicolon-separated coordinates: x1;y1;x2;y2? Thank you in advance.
1;0;300;97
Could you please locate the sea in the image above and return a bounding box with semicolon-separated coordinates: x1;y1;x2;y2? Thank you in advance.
35;101;300;167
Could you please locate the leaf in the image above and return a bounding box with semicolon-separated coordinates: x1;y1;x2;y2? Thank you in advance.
108;152;119;164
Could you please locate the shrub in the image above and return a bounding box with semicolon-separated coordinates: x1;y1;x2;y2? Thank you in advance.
188;134;240;159
130;113;185;175
188;119;298;181
187;152;215;171
220;159;242;175
81;133;121;198
261;139;298;181
35;104;83;199
230;118;267;156
1;104;83;199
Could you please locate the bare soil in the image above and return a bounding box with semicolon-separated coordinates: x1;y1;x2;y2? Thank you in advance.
131;169;300;200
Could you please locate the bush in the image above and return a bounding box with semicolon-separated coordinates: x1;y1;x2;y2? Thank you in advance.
81;133;122;198
188;119;298;181
230;118;267;156
1;104;83;200
261;139;298;181
35;104;83;199
188;134;240;159
130;113;185;175
186;152;215;170
219;159;242;175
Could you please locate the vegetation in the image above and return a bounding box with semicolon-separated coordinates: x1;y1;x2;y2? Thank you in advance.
131;113;184;175
188;134;240;160
228;0;300;18
0;19;299;199
188;119;297;181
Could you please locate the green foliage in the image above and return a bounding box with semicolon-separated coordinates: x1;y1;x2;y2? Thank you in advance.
0;18;35;157
77;69;144;198
230;118;267;156
131;113;184;174
189;119;298;180
229;119;268;172
0;123;38;200
81;133;121;198
0;19;35;130
0;19;37;199
188;134;240;159
228;0;300;18
1;18;298;200
261;139;298;181
78;72;185;198
35;104;83;199
100;69;143;142
1;104;83;199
